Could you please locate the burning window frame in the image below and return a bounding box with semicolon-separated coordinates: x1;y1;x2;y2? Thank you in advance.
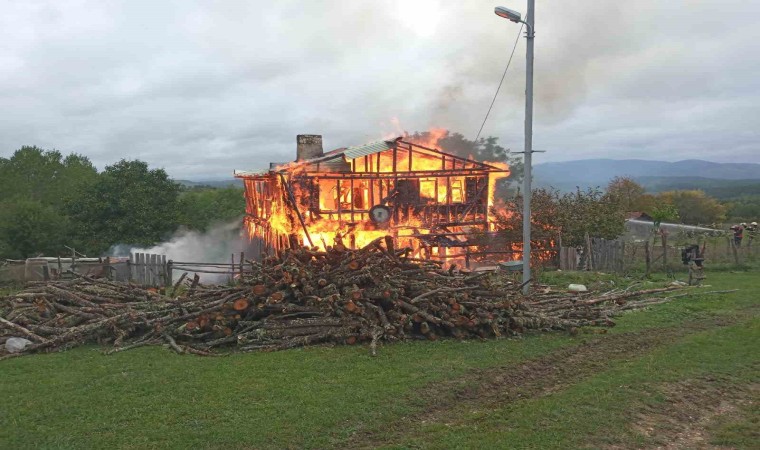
235;135;510;265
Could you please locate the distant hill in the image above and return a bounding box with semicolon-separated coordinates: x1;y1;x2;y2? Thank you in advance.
534;159;760;192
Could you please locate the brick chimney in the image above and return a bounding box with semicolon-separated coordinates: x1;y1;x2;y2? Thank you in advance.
296;134;323;161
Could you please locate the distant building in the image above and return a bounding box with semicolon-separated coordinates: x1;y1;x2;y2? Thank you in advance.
626;211;654;222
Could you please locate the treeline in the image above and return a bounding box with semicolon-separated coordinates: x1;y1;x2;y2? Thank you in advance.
491;176;742;248
638;177;760;221
0;146;244;259
604;176;759;226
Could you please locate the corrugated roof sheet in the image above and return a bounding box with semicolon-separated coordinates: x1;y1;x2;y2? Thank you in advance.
339;139;397;160
233;169;271;178
234;136;507;176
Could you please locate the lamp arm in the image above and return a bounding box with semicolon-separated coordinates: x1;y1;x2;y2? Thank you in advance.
518;20;534;37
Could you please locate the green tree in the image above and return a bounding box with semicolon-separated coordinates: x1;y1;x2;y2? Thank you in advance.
554;188;627;246
178;186;245;231
606;176;646;212
0;199;69;259
725;195;760;222
491;187;559;244
491;187;626;248
67;160;182;253
0;146;97;207
0;146;97;258
657;190;726;225
649;203;679;229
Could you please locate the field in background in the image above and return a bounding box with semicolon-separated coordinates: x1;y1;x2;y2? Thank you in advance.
1;269;758;449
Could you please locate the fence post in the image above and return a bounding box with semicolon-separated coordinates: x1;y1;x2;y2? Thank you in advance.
139;253;146;285
151;254;158;286
134;253;139;285
230;253;235;283
154;254;159;286
161;255;168;287
128;254;133;282
104;257;109;280
644;241;651;276
146;254;152;286
144;253;149;286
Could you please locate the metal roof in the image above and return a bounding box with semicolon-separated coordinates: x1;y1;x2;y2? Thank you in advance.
327;139;397;160
233;169;271;178
234;136;507;177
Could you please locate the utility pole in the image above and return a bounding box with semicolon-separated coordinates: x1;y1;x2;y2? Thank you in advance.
494;2;536;294
521;0;535;294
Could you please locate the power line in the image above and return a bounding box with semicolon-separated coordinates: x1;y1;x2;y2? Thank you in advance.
474;23;524;143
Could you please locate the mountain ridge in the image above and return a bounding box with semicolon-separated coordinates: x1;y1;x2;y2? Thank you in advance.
533;158;760;191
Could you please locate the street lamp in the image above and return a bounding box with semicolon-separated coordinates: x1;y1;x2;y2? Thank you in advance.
495;2;535;295
494;6;522;23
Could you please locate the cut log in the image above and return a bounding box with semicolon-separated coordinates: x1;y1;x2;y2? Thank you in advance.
233;298;250;311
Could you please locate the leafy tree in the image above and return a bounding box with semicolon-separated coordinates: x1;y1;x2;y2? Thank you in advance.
657;190;726;225
0;147;97;258
178;187;245;231
606;176;646;212
649;203;680;228
490;187;559;244
491;187;626;247
0;199;69;259
725;195;760;222
633;193;659;216
554;188;627;246
67;160;182;253
0;146;97;207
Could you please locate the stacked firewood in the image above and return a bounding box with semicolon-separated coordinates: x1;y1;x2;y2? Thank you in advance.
0;237;682;358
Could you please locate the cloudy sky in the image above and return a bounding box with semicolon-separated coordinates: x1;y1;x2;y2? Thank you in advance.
1;0;758;179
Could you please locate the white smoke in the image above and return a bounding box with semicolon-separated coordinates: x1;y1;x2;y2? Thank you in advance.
109;218;250;283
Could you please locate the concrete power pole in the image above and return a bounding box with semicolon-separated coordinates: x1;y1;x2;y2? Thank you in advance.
522;0;535;295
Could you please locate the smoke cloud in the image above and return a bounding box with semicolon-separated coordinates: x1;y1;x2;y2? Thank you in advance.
1;0;758;173
110;219;250;283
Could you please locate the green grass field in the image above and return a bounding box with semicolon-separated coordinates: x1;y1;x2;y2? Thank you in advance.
1;271;758;449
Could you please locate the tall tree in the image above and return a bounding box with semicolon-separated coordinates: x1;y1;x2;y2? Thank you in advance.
0;199;69;259
657;190;726;225
491;187;626;247
0;146;97;207
67;160;182;253
606;176;646;212
554;188;627;246
178;186;245;232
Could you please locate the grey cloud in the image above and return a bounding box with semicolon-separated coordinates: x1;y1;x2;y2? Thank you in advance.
0;0;758;180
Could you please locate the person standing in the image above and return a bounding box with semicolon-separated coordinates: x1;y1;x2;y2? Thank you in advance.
747;222;757;246
732;224;744;247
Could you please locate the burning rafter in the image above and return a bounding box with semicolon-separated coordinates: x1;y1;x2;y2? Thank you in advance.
234;134;511;266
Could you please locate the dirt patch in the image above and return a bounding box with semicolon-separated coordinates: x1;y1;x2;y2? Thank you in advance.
343;315;743;448
629;375;758;449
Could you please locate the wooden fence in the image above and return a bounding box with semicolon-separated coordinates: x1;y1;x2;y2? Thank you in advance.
557;235;759;273
128;253;169;287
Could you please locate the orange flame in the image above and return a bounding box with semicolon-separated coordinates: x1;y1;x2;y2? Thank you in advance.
243;127;556;267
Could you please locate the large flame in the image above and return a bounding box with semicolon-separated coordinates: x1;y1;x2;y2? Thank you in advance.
243;127;555;267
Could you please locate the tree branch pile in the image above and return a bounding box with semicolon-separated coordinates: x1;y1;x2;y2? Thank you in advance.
1;238;684;358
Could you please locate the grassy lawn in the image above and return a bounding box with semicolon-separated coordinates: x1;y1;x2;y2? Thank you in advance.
1;270;758;449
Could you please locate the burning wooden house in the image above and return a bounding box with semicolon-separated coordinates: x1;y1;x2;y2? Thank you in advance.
235;134;509;262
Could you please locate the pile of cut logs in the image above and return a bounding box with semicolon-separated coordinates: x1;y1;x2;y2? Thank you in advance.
0;237;682;358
